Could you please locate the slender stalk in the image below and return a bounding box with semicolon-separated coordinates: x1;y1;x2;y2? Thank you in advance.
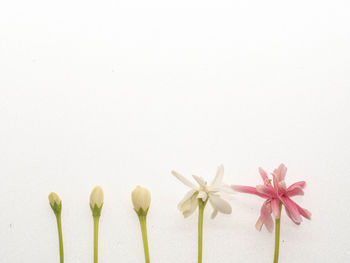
55;213;64;263
273;202;283;263
93;216;100;263
198;199;207;263
138;215;150;263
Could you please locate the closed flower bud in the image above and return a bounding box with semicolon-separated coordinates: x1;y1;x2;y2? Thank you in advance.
48;192;62;214
132;186;151;215
90;186;104;217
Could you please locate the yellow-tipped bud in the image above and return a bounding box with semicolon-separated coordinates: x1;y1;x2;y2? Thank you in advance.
132;186;151;216
90;186;104;216
48;192;62;214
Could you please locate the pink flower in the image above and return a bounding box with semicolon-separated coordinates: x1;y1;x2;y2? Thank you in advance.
232;164;311;232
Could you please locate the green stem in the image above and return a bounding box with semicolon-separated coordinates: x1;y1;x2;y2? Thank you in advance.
138;215;150;263
273;202;283;263
93;216;100;263
55;213;64;263
198;199;207;263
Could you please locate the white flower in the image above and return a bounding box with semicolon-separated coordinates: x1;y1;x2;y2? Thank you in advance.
171;165;234;219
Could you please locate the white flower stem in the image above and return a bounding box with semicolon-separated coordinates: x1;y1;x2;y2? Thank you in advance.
55;213;64;263
273;202;283;263
198;199;207;263
93;215;100;263
138;215;150;263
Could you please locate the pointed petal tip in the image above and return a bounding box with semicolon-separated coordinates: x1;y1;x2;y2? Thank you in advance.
255;217;263;231
182;212;190;218
302;209;312;220
211;209;218;219
278;163;287;170
307;210;312;220
267;226;274;232
258;167;270;182
172;171;197;189
258;167;268;174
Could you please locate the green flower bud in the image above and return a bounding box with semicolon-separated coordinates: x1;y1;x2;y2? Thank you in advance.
48;192;62;215
90;186;104;217
132;186;151;216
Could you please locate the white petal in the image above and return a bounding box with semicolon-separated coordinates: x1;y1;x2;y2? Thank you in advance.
197;191;208;201
180;192;199;218
172;171;197;189
192;175;206;187
209;185;235;194
209;194;232;214
177;189;197;210
178;192;197;212
183;205;197;217
209;200;219;219
211;164;224;187
211;209;218;219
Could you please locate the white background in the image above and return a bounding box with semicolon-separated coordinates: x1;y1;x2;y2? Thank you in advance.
1;0;350;262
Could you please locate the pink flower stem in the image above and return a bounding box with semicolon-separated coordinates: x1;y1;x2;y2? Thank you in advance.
273;202;283;263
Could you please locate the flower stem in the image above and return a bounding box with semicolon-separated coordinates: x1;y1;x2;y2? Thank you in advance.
138;215;150;263
273;202;283;263
198;199;207;263
55;213;64;263
93;216;100;263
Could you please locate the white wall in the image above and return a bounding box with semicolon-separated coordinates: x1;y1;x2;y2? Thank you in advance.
0;0;350;262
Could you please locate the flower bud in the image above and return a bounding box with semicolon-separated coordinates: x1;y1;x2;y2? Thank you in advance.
132;186;151;216
48;192;62;215
90;186;104;216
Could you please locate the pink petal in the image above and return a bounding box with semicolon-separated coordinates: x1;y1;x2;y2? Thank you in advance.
280;196;302;224
279;180;287;191
231;185;269;198
275;163;287;182
272;174;286;194
256;185;276;197
299;208;312;220
283;205;293;222
271;198;280;219
259;167;271;186
272;174;281;194
287;187;304;197
288;181;306;190
287;181;306;196
287;198;312;220
271;164;288;194
260;201;274;232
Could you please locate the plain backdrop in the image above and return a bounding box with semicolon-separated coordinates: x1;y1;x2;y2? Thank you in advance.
1;0;350;262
